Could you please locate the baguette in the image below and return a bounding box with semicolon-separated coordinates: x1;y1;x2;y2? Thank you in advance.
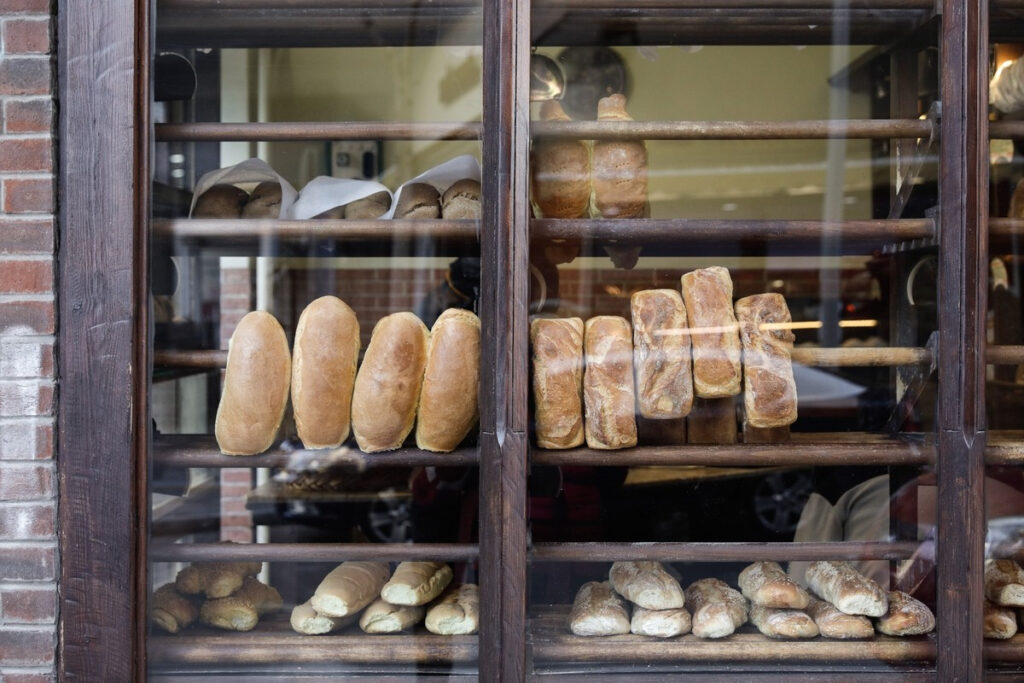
687;397;737;444
200;597;259;632
152;583;198;634
425;584;479;635
608;561;685;610
684;578;748;639
531;318;585;449
380;561;453;606
568;581;630;637
583;316;638;449
630;289;693;420
310;561;391;617
738;561;810;609
630;606;691;638
805;561;888;617
749;604;819;639
985;559;1024;606
681;267;742;398
984;600;1018;639
360;598;426;634
416;309;480;452
735;293;798;428
290;599;357;635
805;597;873;639
874;590;935;636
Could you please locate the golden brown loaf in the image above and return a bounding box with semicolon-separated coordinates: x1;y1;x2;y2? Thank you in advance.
351;312;430;453
684;578;749;639
395;182;441;219
630;289;693;420
805;597;874;639
805;561;888;617
986;559;1024;606
200;597;259;631
681;267;742;398
874;590;935;636
735;293;798;428
416;309;480;452
749;604;819;639
380;561;454;606
441;179;482;220
591;94;648;219
530;100;591;219
241;181;282;219
425;584;479;635
738;561;810;609
629;606;692;638
609;561;685;610
290;600;357;635
310;561;391;617
193;183;248;218
344;190;392;219
215;311;291;455
687;397;738;445
568;581;630;637
151;584;198;634
583;316;638;449
984;600;1018;639
232;576;283;615
175;560;262;599
292;296;360;450
360;598;426;634
531;318;585;449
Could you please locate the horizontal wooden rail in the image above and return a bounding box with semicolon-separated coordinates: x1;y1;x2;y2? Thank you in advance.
161;0;933;8
991;121;1024;139
987;346;1024;365
153;218;478;243
530;541;920;562
986;431;1024;464
150;542;478;563
531;119;932;140
984;634;1024;662
155;121;482;142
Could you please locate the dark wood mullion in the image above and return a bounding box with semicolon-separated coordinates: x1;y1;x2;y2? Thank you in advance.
936;0;987;679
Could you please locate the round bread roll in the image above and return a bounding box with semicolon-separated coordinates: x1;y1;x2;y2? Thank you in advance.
344;191;392;219
395;183;441;219
591;94;648;219
241;181;282;219
193;184;249;218
441;179;481;220
416;309;480;452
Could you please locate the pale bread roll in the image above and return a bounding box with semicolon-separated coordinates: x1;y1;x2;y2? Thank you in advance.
609;561;685;610
805;597;873;639
214;311;291;455
380;562;453;606
351;312;429;453
630;606;691;638
735;293;798;428
530;100;591;219
739;561;810;609
531;318;585;449
441;179;481;220
200;597;259;631
290;599;357;635
152;584;198;634
583;316;638;449
986;559;1024;606
568;581;630;637
681;267;742;398
359;598;425;633
193;183;248;218
874;590;934;636
416;309;480;452
292;296;360;449
687;397;737;444
750;604;819;639
241;181;282;219
985;600;1018;639
805;561;887;617
684;578;748;639
591;94;648;219
631;289;693;420
425;584;479;635
310;561;390;617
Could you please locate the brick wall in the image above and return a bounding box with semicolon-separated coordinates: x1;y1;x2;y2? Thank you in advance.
0;1;58;681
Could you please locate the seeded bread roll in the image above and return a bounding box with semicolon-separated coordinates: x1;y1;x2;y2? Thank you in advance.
874;590;935;636
233;576;283;615
985;600;1018;639
591;94;648;219
684;578;748;639
241;181;282;218
380;562;453;606
805;561;888;617
750;604;819;639
214;311;291;455
687;397;737;444
609;561;685;610
531;101;591;219
175;560;262;599
986;559;1024;606
739;561;810;609
531;318;585;449
630;606;691;638
425;584;479;635
584;316;638;449
441;179;481;220
351;312;429;453
416;309;480;452
152;584;198;634
292;296;360;449
631;289;693;420
568;581;630;637
681;267;742;398
310;561;391;617
360;598;426;633
290;600;357;635
344;191;392;219
200;597;259;632
395;183;441;219
193;183;249;218
735;293;798;428
805;597;873;639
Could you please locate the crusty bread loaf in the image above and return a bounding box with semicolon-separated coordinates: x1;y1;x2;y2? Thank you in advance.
193;184;248;218
380;562;453;606
200;597;259;631
310;561;391;617
750;604;819;639
986;559;1024;606
609;561;685;610
232;576;283;615
874;590;935;636
531;318;585;449
686;397;737;444
630;289;693;420
985;600;1018;639
591;94;648;219
175;560;262;599
630;606;691;638
739;561;810;609
584;316;638;449
290;599;357;635
805;597;873;639
441;179;481;220
416;309;480;452
568;581;630;637
425;584;479;635
735;293;798;429
805;561;887;617
351;312;429;453
395;183;441;219
681;267;742;398
214;311;291;455
684;578;748;639
359;598;426;634
292;296;360;449
344;191;392;219
241;181;282;219
530;100;590;220
152;583;198;634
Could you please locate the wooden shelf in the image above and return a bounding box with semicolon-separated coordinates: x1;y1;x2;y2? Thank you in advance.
984;634;1024;663
987;431;1024;465
531;119;932;140
150;541;478;563
530;541;920;562
988;346;1024;366
155;121;481;142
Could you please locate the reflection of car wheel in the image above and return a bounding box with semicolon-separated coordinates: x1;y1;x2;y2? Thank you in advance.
367;490;412;543
753;472;813;535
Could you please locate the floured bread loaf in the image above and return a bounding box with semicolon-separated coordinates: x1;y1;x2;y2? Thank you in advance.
681;267;742;398
750;604;819;639
874;590;935;636
986;559;1024;606
684;578;748;639
568;581;630;636
591;94;648;219
735;293;798;428
630;606;691;638
360;598;425;633
531;318;585;449
583;316;637;449
380;561;453;606
290;600;357;635
631;289;692;420
609;561;685;610
739;561;809;609
416;309;480;452
805;561;887;617
805;597;873;639
984;600;1018;639
425;584;479;635
531;100;590;220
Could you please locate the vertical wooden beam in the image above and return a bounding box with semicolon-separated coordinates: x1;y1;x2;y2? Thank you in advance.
937;0;987;678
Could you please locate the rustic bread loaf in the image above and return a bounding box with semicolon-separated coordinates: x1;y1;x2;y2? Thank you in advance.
395;183;441;219
630;606;692;638
984;600;1018;639
441;179;481;220
631;289;693;420
750;604;819;639
591;94;648;219
416;309;480;452
152;583;198;634
739;561;810;609
359;598;426;634
735;293;798;428
232;576;283;615
681;267;742;398
609;561;685;610
193;183;248;218
531;318;585;449
684;578;748;639
425;584;479;635
290;600;357;635
310;561;391;617
805;561;888;617
568;581;630;636
530;100;591;220
805;597;873;639
344;190;392;219
874;590;935;636
380;561;453;606
584;316;638;449
241;181;282;218
986;559;1024;606
175;560;262;599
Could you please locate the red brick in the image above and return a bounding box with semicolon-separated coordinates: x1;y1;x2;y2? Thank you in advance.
220;513;253;528
0;503;54;539
0;57;50;96
221;469;252;485
220;277;252;297
0;544;55;580
0;628;54;666
3;177;52;213
2;0;50;11
0;259;51;294
0;464;51;499
2;585;56;623
0;217;52;254
0;138;51;173
3;18;51;54
0;420;53;460
4;98;52;134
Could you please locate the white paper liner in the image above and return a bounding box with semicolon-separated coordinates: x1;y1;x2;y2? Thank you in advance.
287;176;393;220
189;158;298;219
383;154;482;219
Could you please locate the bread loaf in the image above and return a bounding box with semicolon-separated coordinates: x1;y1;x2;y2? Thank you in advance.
416;309;480;452
630;289;693;420
310;561;391;617
805;597;873;639
630;606;691;638
735;293;798;428
200;597;259;631
530;100;590;219
193;184;248;218
568;581;630;636
684;578;748;639
215;311;291;455
232;576;283;615
584;316;638;449
344;191;392;219
687;397;737;444
175;560;262;599
985;559;1024;606
360;598;426;634
241;181;282;219
750;604;819;639
591;94;648;219
805;561;888;617
874;590;935;636
425;584;479;635
441;179;481;220
380;561;453;606
152;583;198;634
292;296;360;449
395;183;441;219
351;312;429;452
681;267;742;398
609;561;685;610
531;318;585;449
739;561;810;609
290;600;357;635
985;600;1018;639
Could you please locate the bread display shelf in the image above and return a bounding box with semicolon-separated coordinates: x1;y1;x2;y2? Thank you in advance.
155;121;481;142
151;434;478;469
150;542;478;563
985;635;1024;662
531;119;932;141
987;345;1024;365
530;541;919;562
987;430;1024;464
990;121;1024;139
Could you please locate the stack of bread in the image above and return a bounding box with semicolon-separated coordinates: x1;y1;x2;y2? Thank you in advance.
193;181;284;219
290;561;478;636
983;559;1024;639
567;560;934;640
214;301;480;456
531;265;798;451
393;179;481;220
152;560;282;633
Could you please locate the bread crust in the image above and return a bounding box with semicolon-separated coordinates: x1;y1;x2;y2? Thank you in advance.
380;561;454;606
396;182;440;219
441;179;481;220
425;584;479;635
531;101;591;219
241;181;282;218
681;267;742;398
630;606;692;638
631;289;693;419
738;561;810;609
984;600;1018;639
568;581;630;636
736;293;798;428
986;559;1024;606
874;590;935;636
805;561;888;617
583;316;638;449
290;600;357;635
359;598;426;633
310;561;391;617
805;597;873;639
193;183;248;218
750;604;819;639
592;94;648;219
684;578;748;639
344;191;392;219
609;561;685;610
416;310;480;452
531;318;585;449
